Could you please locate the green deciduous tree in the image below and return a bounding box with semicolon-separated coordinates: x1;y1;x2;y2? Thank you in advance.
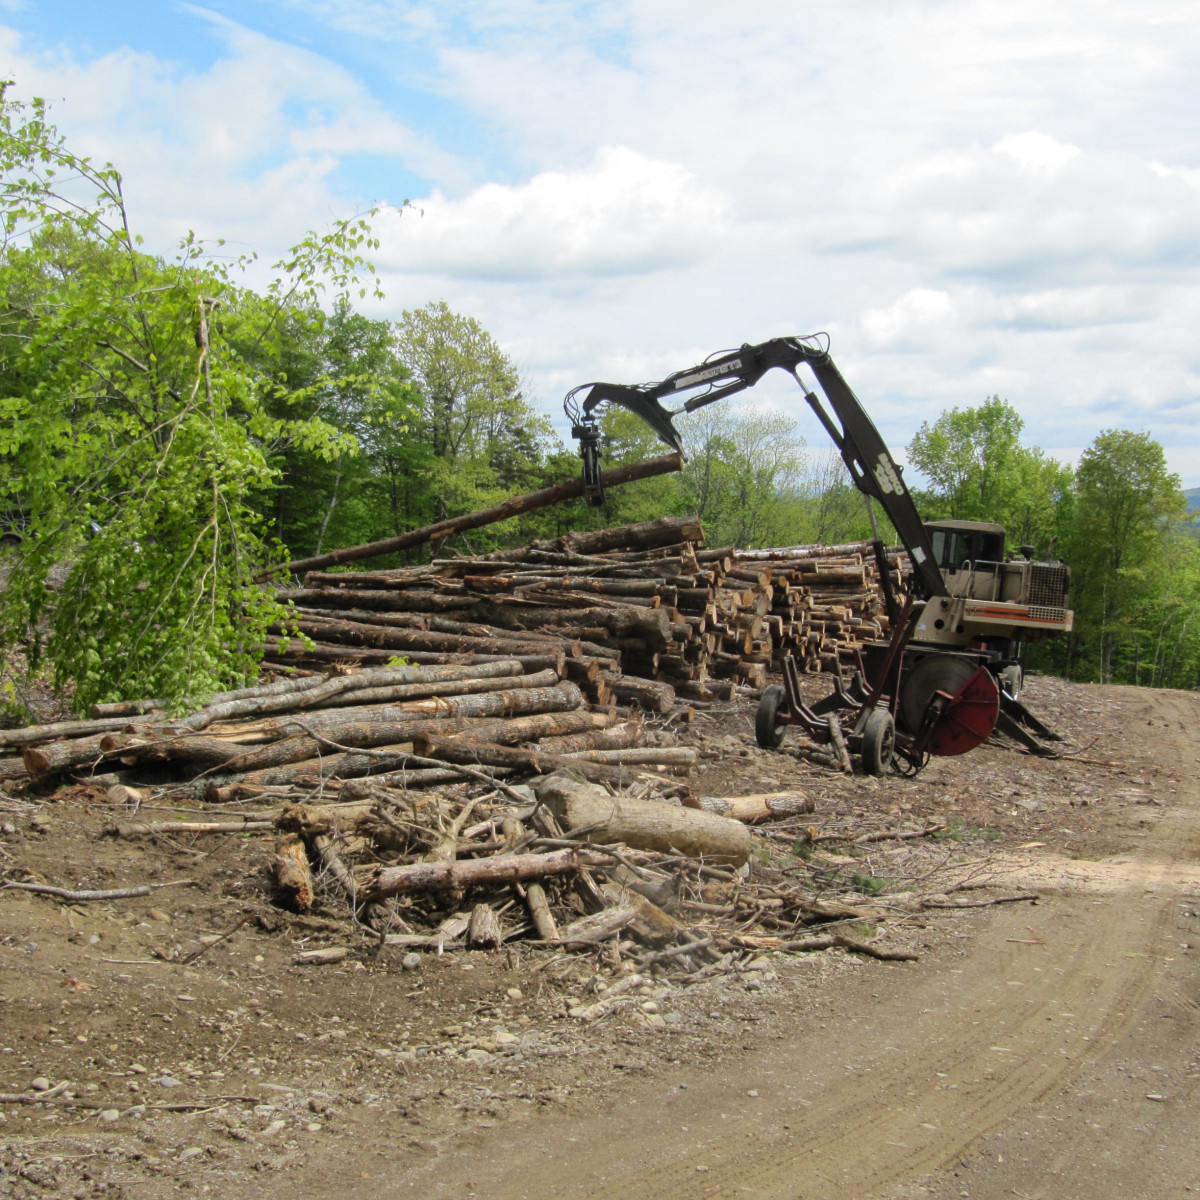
1062;429;1186;683
676;406;807;548
907;396;1071;553
391;301;555;537
0;86;379;711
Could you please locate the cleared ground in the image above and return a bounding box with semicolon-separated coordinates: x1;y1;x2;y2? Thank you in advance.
2;679;1197;1199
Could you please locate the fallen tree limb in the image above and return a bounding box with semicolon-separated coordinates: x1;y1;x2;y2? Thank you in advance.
784;933;919;961
410;733;668;788
922;891;1039;909
1;878;194;902
280;729;538;808
108;819;274;838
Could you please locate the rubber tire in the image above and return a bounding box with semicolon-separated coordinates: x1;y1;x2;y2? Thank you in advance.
860;708;895;776
756;684;786;749
999;664;1023;701
898;655;976;735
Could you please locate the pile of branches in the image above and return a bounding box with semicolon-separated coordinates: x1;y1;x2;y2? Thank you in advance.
107;767;948;977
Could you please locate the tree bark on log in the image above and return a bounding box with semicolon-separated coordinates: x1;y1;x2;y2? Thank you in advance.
604;675;676;713
273;835;314;911
409;733;666;788
275;617;580;660
562;747;696;770
535;773;752;866
245;680;583;734
292;667;562;712
467;902;503;949
258;453;684;579
563;516;703;555
213;708;609;775
535;720;643;755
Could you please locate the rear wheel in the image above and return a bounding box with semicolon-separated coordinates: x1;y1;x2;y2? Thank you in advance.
860;709;895;776
756;685;786;749
898;655;976;734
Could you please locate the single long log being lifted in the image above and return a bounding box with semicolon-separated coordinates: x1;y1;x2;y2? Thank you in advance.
258;452;684;579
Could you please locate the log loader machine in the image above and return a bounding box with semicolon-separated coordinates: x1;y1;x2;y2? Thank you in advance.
565;333;1071;774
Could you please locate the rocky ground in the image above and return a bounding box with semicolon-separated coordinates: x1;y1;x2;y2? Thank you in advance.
0;673;1190;1199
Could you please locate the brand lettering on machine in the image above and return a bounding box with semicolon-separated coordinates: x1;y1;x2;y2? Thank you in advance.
674;359;742;390
873;454;904;496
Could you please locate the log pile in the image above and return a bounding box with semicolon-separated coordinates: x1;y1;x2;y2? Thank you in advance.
261;516;912;712
2;661;699;804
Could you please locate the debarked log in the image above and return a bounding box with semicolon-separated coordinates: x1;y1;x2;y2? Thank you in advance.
535;773;752;867
363;847;606;902
694;791;813;823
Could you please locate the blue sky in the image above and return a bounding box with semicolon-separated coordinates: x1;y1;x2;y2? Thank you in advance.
4;0;1200;485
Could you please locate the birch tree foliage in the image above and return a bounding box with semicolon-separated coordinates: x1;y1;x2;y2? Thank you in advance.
0;86;379;711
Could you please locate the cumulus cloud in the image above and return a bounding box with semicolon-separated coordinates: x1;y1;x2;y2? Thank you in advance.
375;146;729;279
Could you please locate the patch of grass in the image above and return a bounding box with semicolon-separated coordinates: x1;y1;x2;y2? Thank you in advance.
845;918;879;940
850;871;890;896
935;817;1003;843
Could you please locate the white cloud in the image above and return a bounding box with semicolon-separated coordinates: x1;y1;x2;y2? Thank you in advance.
993;132;1082;173
0;14;466;258
375;146;729;278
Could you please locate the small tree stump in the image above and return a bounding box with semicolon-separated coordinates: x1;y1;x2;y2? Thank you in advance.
273;834;313;912
467;902;502;950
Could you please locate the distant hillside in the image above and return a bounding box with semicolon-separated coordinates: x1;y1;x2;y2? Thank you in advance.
1187;487;1200;514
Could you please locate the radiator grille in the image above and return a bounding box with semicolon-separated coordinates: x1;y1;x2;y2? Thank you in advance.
1030;563;1068;608
1030;605;1068;623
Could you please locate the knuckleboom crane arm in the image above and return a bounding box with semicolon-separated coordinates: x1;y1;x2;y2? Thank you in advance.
565;335;947;599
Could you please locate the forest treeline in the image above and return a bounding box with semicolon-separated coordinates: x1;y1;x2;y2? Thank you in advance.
1;88;1196;711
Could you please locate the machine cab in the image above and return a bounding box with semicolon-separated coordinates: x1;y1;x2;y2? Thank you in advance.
924;521;1006;574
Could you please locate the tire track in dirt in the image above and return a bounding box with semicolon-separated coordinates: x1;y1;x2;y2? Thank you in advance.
377;690;1200;1200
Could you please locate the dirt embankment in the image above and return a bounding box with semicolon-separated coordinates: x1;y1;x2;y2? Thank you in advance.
2;677;1198;1199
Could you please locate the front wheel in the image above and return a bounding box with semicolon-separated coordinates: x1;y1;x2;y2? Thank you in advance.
999;664;1023;700
756;685;787;749
860;708;895;776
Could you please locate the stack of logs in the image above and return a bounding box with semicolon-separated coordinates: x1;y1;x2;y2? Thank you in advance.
264;516;911;711
3;661;697;803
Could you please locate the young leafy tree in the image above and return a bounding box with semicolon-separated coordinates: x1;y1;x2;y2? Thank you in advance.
1062;430;1185;683
677;406;808;548
0;86;380;711
391;301;555;536
907;396;1070;553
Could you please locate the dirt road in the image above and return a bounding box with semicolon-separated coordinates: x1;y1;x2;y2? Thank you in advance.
323;687;1200;1200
